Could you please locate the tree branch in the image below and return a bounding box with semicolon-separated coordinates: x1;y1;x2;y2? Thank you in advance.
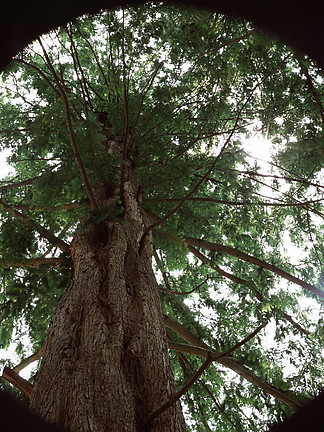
0;172;69;192
145;55;291;233
130;62;162;143
145;125;233;232
37;37;98;209
282;312;308;336
2;366;33;399
294;59;324;183
176;351;236;427
14;58;60;98
168;320;268;361
0;199;70;254
13;343;45;373
145;196;324;207
75;26;110;90
0;175;40;191
163;313;303;410
184;235;324;298
2;257;63;269
154;249;209;295
216;166;324;192
188;244;252;287
8;202;80;212
146;320;268;427
144;353;212;429
66;23;92;111
189;245;308;334
195;28;260;61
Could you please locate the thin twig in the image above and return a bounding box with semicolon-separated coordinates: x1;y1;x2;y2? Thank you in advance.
37;37;98;209
144;353;213;429
0;199;70;254
145;320;268;427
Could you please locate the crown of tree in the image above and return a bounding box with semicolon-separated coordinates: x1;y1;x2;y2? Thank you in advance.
1;4;324;431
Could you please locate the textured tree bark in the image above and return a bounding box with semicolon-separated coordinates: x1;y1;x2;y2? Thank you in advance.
29;155;187;432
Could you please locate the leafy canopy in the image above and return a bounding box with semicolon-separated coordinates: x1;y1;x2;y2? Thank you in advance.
0;3;324;430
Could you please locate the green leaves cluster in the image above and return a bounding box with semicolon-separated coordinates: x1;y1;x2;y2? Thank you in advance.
84;197;124;227
0;3;324;430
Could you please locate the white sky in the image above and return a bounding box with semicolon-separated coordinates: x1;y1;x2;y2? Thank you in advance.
0;148;15;178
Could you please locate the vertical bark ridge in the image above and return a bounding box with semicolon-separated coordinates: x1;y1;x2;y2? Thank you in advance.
29;165;187;432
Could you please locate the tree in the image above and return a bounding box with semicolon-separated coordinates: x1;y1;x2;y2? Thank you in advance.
0;3;324;431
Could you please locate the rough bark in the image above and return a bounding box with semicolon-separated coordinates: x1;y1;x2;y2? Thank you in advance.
29;156;187;431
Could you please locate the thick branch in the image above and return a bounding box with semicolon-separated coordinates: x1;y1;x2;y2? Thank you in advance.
168;340;213;358
147;321;268;426
189;245;308;333
13;344;45;373
163;314;303;410
2;366;33;399
168;320;268;361
184;235;324;298
0;175;40;191
2;257;63;269
145;196;324;207
144;353;213;429
0;199;70;254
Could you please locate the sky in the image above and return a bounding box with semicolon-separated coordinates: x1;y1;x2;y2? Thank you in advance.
0;149;14;178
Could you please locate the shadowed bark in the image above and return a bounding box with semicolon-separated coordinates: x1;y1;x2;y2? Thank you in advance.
29;160;187;432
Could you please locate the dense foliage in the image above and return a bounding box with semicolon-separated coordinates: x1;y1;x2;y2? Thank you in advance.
0;3;324;430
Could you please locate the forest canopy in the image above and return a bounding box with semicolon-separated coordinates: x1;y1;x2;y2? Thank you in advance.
0;3;324;431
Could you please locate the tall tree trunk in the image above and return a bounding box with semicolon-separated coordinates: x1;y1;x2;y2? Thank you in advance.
29;153;187;432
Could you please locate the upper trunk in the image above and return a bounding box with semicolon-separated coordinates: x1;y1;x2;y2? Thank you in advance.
29;148;187;432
